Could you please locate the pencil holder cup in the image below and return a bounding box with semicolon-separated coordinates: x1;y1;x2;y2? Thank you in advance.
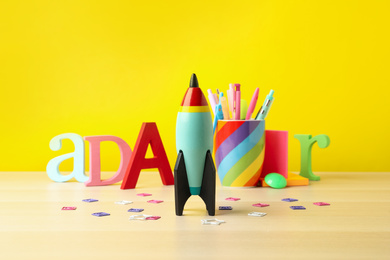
214;120;265;187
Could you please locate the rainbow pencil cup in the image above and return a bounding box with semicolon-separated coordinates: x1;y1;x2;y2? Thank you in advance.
214;120;265;187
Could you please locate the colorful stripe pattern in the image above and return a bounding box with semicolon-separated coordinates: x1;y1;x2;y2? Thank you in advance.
214;120;265;187
179;106;209;113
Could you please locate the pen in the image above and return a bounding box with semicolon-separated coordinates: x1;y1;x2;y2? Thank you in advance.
246;88;259;120
207;89;217;115
213;103;224;133
214;93;219;103
256;89;274;120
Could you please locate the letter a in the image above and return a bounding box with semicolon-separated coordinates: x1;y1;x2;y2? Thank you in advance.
121;122;174;189
294;134;330;181
84;135;132;186
46;133;88;183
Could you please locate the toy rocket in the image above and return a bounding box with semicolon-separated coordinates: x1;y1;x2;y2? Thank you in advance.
174;73;216;216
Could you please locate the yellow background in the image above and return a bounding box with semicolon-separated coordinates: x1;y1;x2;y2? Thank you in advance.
1;0;389;172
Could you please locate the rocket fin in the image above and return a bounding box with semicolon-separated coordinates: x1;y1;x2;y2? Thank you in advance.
199;150;216;216
174;151;191;216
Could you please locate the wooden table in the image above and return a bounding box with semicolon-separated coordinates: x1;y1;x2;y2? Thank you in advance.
0;172;389;259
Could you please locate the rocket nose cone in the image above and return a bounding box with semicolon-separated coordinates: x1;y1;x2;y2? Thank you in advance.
190;73;199;88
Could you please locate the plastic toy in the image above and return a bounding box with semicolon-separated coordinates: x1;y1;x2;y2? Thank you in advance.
174;73;216;216
46;133;88;183
260;130;288;179
294;134;330;181
84;135;132;186
259;172;309;187
264;172;287;189
121;122;174;189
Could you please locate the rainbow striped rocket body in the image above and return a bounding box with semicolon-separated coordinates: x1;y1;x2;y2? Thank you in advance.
175;78;213;195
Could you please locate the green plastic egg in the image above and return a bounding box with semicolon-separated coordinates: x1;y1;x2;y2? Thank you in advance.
264;173;287;189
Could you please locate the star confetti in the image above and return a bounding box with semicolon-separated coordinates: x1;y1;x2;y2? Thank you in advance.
201;218;225;225
137;193;152;197
92;212;110;217
225;197;240;201
82;199;98;203
129;214;153;221
115;200;133;205
145;216;161;220
61;207;77;210
128;208;144;212
290;206;306;210
313;202;330;206
248;212;267;217
219;206;233;210
282;198;298;202
147;200;163;204
252;203;270;207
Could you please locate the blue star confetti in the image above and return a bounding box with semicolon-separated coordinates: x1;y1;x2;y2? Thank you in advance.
128;208;144;212
282;198;298;202
92;212;110;217
290;206;306;210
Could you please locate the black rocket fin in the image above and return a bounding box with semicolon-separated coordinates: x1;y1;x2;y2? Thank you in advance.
174;151;191;216
199;150;216;216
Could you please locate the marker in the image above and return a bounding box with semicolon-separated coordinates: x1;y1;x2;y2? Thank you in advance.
175;73;216;216
246;88;259;119
227;89;234;118
240;99;248;120
220;93;230;120
234;84;241;120
235;90;241;120
256;89;274;120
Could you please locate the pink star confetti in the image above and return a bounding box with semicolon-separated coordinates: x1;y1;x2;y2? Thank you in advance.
252;203;270;207
147;200;164;204
313;202;330;206
225;197;240;201
62;207;77;210
137;193;152;197
145;216;161;220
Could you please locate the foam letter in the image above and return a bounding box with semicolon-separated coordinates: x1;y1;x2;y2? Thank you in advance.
83;135;132;186
46;133;88;183
121;122;174;189
294;134;330;181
